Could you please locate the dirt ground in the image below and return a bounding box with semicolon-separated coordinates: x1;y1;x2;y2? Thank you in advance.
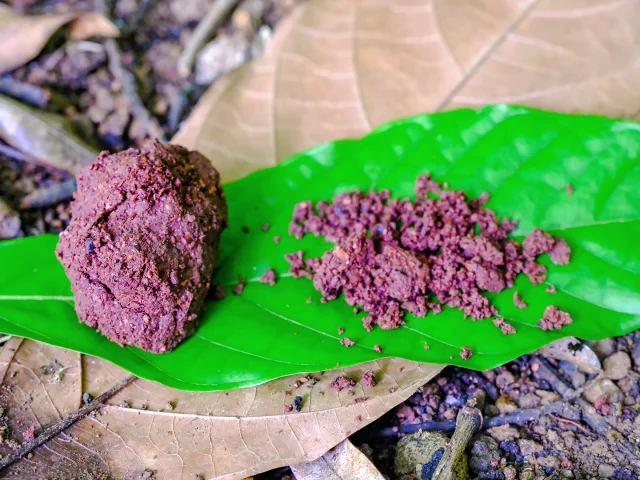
0;1;639;479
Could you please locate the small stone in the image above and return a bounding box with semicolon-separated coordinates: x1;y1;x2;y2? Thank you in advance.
82;392;93;405
517;439;543;458
618;371;640;393
504;466;517;480
537;455;560;470
517;393;541;409
495;396;518;414
470;436;500;474
496;371;515;389
603;351;631;380
597;464;616;478
593;338;617;358
583;378;624;404
535;389;560;404
488;424;519;442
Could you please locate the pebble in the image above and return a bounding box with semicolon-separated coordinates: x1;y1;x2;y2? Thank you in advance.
488;424;519;442
517;439;543;459
535;389;560;404
496;396;518;414
517;393;541;409
496;371;515;389
618;371;640;393
583;379;624;404
597;463;616;478
558;360;586;389
632;338;640;368
504;466;517;480
593;339;617;358
603;351;631;380
0;199;21;239
537;455;560;470
470;436;500;474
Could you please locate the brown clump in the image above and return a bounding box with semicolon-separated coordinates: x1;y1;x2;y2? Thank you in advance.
288;174;571;331
361;369;376;388
340;338;355;347
260;269;277;286
538;306;573;331
493;318;516;335
329;376;355;391
56;141;227;353
460;346;473;360
513;291;527;309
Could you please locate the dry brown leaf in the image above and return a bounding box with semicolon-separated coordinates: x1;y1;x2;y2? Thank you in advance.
0;4;118;74
173;0;640;182
539;337;602;374
291;439;385;479
0;339;441;479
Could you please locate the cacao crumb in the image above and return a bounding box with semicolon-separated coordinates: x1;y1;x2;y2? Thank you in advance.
538;305;573;331
493;317;516;335
284;391;291;396
284;404;294;413
460;346;473;360
374;344;383;353
513;291;527;309
424;344;430;351
347;390;355;396
262;223;270;232
337;327;345;335
353;307;360;314
354;397;367;403
356;415;363;422
329;375;355;391
260;269;277;286
274;236;282;244
389;387;397;393
361;369;376;388
549;239;571;265
566;184;574;195
306;297;312;304
546;285;557;294
320;297;327;304
233;276;247;295
340;338;355;347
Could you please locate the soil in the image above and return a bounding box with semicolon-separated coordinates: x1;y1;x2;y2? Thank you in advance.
0;0;638;479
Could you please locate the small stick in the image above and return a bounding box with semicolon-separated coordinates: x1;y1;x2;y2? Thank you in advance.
20;179;77;209
549;415;592;435
177;0;241;78
0;375;135;471
0;143;32;163
0;75;50;108
433;406;482;480
93;0;166;142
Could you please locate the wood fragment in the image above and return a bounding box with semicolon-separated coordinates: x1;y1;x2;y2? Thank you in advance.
177;0;241;78
433;406;481;480
93;0;166;142
19;178;76;209
0;75;50;108
0;374;135;471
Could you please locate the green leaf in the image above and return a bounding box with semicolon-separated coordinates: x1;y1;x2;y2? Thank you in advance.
1;105;639;391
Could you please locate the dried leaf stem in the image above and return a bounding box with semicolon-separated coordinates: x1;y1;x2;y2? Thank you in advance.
177;0;241;78
0;375;136;471
433;406;482;480
0;75;50;108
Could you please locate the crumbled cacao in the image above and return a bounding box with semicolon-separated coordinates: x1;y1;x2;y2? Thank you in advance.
513;291;527;309
273;236;282;244
337;327;345;335
566;184;574;195
233;277;247;295
493;318;516;335
306;297;312;304
361;369;376;388
262;223;270;232
354;397;367;403
284;390;291;397
287;174;571;332
460;346;473;360
340;338;355;347
389;387;397;393
374;344;383;353
546;285;557;294
329;376;355;391
538;306;573;331
283;404;294;413
260;269;277;286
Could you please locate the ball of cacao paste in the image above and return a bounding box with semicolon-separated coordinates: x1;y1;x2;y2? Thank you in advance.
56;140;227;353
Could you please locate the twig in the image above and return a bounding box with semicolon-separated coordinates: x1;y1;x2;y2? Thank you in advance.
433;406;482;480
0;375;135;471
0;143;32;163
93;0;167;142
376;401;580;437
20;179;77;209
177;0;241;78
0;75;50;108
